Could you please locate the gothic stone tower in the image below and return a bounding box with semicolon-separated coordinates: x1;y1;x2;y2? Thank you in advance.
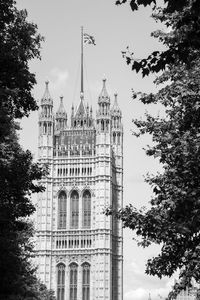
36;78;123;300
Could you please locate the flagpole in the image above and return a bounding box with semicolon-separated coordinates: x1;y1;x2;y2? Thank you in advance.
81;26;84;95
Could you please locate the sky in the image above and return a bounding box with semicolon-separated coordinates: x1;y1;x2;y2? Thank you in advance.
16;1;174;299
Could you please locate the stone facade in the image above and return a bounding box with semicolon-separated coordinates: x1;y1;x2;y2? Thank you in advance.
36;79;123;300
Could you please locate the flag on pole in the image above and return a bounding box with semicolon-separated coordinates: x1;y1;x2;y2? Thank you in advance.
83;33;96;45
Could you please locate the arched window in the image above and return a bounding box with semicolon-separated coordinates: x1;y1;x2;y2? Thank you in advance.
58;191;67;229
113;132;116;144
57;263;65;300
43;122;47;134
118;133;120;144
82;263;90;300
101;119;104;131
82;191;91;228
70;191;79;228
106;120;109;131
70;263;78;300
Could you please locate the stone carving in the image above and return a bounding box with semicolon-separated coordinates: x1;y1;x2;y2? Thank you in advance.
56;255;66;263
81;255;91;264
69;255;79;263
55;186;67;196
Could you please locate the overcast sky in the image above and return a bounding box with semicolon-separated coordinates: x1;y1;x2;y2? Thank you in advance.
16;1;173;299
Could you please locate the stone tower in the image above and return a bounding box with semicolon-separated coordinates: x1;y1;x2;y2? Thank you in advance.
36;31;123;300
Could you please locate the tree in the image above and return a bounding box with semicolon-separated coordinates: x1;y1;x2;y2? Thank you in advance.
0;1;52;299
0;0;43;119
105;0;200;298
0;125;47;298
116;0;200;76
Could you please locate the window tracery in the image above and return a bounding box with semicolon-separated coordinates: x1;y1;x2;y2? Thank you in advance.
71;191;79;228
57;263;65;300
70;263;78;300
82;263;90;300
82;191;91;228
58;191;67;229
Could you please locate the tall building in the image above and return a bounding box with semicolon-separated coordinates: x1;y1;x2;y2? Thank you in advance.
36;31;123;300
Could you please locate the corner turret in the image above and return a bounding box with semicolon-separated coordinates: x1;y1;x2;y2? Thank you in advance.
38;81;54;159
96;79;111;132
55;96;67;130
111;93;123;151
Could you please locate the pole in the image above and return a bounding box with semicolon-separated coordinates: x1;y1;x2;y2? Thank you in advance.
81;26;84;95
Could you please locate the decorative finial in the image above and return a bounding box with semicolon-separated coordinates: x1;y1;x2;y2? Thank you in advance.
80;91;84;100
60;95;63;102
45;80;49;86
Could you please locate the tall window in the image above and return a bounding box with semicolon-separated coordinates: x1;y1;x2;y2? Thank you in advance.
82;263;90;300
58;191;67;229
57;264;65;300
71;191;79;228
70;263;78;300
82;191;91;228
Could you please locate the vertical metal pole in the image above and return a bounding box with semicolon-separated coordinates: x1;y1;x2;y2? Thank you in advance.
81;26;84;94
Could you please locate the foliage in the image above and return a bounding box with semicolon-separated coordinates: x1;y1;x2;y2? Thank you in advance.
106;57;200;298
0;1;51;299
0;0;43;119
22;278;56;300
105;0;200;299
116;0;200;76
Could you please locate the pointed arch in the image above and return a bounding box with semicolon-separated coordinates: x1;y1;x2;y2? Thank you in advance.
113;132;116;144
69;263;78;300
106;120;109;131
82;190;91;228
58;191;67;229
70;190;79;228
118;132;121;144
82;262;90;300
101;119;104;131
57;263;65;300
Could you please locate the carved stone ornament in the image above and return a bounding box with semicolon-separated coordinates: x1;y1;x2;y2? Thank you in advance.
84;179;89;187
81;255;91;263
56;255;66;263
56;186;67;196
69;255;79;263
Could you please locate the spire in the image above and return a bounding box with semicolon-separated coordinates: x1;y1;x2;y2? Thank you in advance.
113;93;118;107
55;96;67;130
71;103;74;116
41;80;53;105
111;93;122;116
75;97;86;118
98;78;110;103
56;96;67;118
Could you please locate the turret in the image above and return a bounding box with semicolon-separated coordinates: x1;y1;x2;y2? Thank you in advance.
111;93;123;146
38;81;54;158
96;79;111;133
55;96;67;130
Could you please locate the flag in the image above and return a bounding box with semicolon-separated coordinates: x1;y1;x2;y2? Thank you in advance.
83;33;96;45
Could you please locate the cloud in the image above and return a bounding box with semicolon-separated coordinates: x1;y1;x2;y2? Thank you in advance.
49;67;69;92
124;279;173;300
124;259;174;300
